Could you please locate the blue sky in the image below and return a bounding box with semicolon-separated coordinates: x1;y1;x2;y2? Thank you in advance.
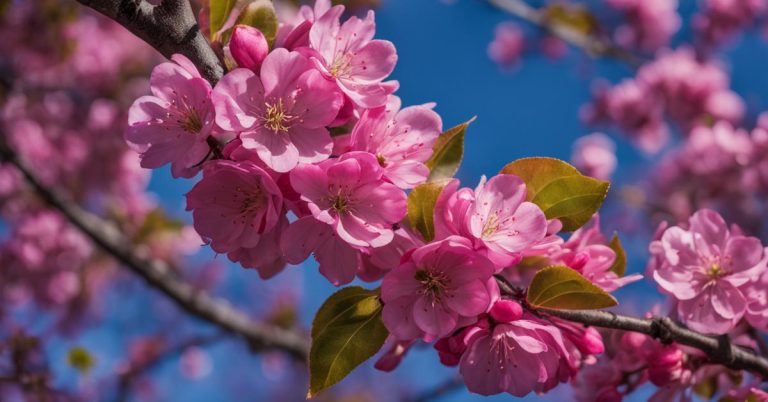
50;0;768;401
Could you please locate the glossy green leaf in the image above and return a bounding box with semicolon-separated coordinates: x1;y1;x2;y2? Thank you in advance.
425;117;475;182
309;287;388;398
407;181;446;242
527;266;617;310
501;157;609;231
222;0;279;45
608;233;626;277
209;0;237;40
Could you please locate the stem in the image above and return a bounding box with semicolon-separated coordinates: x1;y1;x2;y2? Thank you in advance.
486;0;642;67
0;139;309;361
75;0;225;84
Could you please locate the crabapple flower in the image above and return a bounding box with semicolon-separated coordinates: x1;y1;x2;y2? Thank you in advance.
308;5;398;108
488;22;525;68
571;133;617;180
551;215;642;292
282;152;406;285
606;0;681;51
226;213;290;279
126;54;214;178
649;209;768;334
348;96;442;189
381;236;497;341
212;48;343;172
186;160;283;254
434;174;549;269
459;315;571;397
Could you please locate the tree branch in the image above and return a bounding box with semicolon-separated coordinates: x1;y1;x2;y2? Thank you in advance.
540;308;768;378
75;0;225;84
0;139;309;361
486;0;642;67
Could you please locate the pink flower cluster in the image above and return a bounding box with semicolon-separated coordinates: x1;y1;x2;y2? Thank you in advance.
693;0;767;48
605;0;681;52
583;47;744;153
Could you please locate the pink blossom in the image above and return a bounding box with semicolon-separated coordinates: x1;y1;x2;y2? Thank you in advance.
649;209;768;334
606;0;680;51
126;54;214;178
572;360;623;402
212;48;343;172
308;5;398;108
348;96;442;188
359;227;424;282
434;175;549;269
694;0;766;47
381;236;497;340
571;133;617;180
282;152;406;285
186;159;283;254
226;213;290;279
551;215;642;292
602;79;669;153
488;22;525;68
459;315;571;396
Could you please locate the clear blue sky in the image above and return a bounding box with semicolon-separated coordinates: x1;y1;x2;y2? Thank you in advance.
49;1;768;401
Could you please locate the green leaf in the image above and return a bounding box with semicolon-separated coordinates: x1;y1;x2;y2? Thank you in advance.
209;0;237;40
407;182;446;242
607;233;626;277
527;266;617;310
222;0;279;45
425;117;475;182
501;157;609;231
67;347;95;373
309;287;388;398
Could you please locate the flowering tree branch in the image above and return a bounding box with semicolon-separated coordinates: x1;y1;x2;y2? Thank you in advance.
486;0;641;67
542;307;768;378
491;276;768;378
0;138;309;361
74;0;225;84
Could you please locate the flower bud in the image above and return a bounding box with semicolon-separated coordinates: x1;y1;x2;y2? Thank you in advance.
489;299;523;323
229;25;269;72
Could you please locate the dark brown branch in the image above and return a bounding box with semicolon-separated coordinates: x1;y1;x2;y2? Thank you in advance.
540;308;768;378
74;0;225;84
487;0;642;67
0;139;309;361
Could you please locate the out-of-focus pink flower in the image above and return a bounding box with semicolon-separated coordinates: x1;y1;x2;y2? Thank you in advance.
680;121;752;176
572;360;623;402
374;337;415;372
229;25;269;72
348;96;442;189
179;346;213;380
308;5;398;108
434;175;549;270
649;208;768;334
488;22;525;68
694;0;767;47
282;152;406;285
571;133;617;180
126;54;214;178
381;236;497;340
606;0;680;51
186;160;283;254
212;49;343;172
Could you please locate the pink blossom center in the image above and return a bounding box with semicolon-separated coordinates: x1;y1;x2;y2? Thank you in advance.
415;269;449;302
376;153;387;167
482;212;501;238
234;186;265;220
329;52;353;78
169;94;205;133
329;193;351;214
261;99;296;133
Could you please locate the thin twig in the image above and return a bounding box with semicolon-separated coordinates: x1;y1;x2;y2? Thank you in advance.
0;138;309;361
487;0;642;67
75;0;225;84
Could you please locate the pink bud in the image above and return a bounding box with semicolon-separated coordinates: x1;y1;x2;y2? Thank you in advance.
229;25;269;72
374;339;414;372
490;300;523;323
